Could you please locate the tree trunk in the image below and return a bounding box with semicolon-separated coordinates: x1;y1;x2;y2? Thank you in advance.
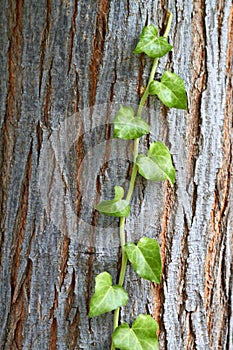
0;0;232;349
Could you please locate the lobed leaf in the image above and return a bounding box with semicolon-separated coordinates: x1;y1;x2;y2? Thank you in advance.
112;314;159;350
136;141;176;186
89;272;128;317
134;25;172;58
149;71;187;109
95;186;130;217
124;237;161;283
114;105;150;140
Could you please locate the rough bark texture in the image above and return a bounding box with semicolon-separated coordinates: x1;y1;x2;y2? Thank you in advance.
0;0;232;349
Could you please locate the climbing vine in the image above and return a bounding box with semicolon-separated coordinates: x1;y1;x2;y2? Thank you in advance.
89;12;187;350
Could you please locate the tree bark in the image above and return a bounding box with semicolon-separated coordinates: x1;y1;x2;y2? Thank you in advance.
0;0;232;349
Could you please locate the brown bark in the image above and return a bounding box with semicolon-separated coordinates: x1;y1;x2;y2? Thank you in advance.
0;1;232;349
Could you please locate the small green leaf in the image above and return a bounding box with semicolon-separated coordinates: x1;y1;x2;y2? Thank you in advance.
112;314;159;350
124;237;161;283
136;141;176;186
114;185;124;200
114;105;150;140
89;272;128;317
134;25;173;58
149;71;187;109
95;186;130;217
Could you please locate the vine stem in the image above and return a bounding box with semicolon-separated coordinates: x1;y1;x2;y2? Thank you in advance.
111;11;172;350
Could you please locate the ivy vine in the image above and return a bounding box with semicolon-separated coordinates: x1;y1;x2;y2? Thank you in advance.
89;12;187;350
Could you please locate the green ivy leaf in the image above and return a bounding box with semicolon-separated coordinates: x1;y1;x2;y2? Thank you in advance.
113;185;124;200
124;237;161;283
112;314;159;350
134;25;173;58
136;141;176;186
114;105;150;140
149;71;187;109
95;186;130;217
89;272;128;317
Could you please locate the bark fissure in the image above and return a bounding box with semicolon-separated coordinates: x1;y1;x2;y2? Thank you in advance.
153;183;174;345
67;0;78;75
49;317;57;350
89;0;110;106
189;0;208;222
42;59;53;128
59;235;70;289
11;142;33;304
110;60;117;102
39;0;52;97
186;311;195;349
36;121;44;166
73;70;80;113
137;55;145;102
217;0;224;60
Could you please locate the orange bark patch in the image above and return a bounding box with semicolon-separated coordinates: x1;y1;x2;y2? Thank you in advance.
89;0;110;106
